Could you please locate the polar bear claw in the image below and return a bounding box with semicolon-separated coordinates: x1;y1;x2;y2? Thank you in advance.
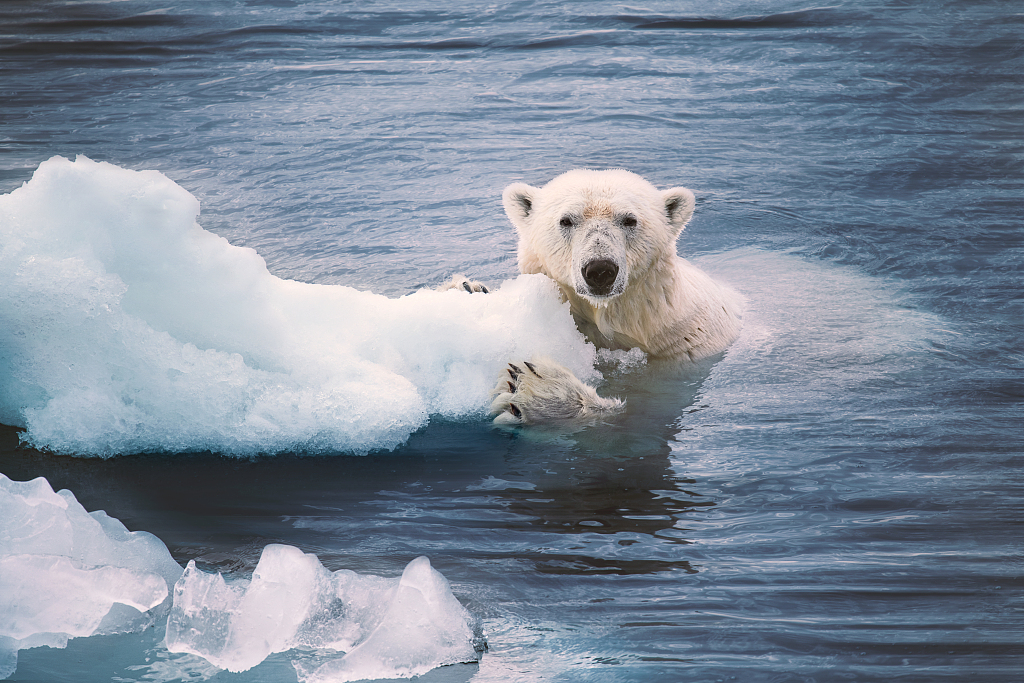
437;274;489;293
490;357;624;425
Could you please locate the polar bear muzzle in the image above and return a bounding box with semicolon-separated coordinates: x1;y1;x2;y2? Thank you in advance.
581;258;619;296
571;224;628;301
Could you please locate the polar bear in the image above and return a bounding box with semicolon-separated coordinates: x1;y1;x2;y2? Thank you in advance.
448;169;743;425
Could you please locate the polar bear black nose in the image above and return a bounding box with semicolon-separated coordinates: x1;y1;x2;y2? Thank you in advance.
582;259;619;295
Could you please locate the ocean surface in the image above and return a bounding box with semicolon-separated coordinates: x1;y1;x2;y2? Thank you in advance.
1;1;1022;681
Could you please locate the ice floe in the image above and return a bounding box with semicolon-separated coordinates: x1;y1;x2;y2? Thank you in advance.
0;155;595;456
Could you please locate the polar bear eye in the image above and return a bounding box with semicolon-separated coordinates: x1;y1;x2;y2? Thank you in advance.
559;216;574;230
621;215;637;229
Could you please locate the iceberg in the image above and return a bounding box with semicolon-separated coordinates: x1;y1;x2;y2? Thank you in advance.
166;545;485;681
0;155;596;456
0;474;183;679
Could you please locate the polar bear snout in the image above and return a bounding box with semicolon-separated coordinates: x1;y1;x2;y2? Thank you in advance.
569;219;628;301
581;259;619;296
574;253;626;300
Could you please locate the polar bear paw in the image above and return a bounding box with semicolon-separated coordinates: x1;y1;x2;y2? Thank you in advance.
437;274;489;293
490;357;624;425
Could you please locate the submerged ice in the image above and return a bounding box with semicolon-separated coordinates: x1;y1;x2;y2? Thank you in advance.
0;156;596;456
167;547;484;681
0;474;183;678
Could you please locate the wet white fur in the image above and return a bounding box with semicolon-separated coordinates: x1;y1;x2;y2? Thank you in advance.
503;169;743;361
490;169;743;425
490;358;622;425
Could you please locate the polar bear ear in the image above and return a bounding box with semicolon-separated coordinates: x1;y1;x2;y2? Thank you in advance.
662;187;696;235
503;183;538;231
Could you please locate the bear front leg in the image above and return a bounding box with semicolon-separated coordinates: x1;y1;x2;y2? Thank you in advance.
490;357;624;425
436;274;489;293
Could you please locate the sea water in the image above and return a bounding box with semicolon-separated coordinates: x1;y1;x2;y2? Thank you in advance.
0;1;1021;681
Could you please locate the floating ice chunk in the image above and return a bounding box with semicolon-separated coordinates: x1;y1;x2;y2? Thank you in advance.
165;544;336;672
0;474;183;679
302;556;485;683
166;546;484;680
0;155;595;455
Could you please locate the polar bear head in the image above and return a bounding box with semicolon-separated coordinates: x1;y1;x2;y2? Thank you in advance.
502;169;695;305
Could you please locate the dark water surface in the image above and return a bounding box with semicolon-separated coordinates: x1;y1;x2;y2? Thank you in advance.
1;1;1022;681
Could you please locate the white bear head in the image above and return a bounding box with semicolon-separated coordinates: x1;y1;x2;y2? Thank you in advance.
502;169;695;306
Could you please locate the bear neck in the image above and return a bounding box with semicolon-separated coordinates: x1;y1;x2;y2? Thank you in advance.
563;254;679;356
562;253;740;360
